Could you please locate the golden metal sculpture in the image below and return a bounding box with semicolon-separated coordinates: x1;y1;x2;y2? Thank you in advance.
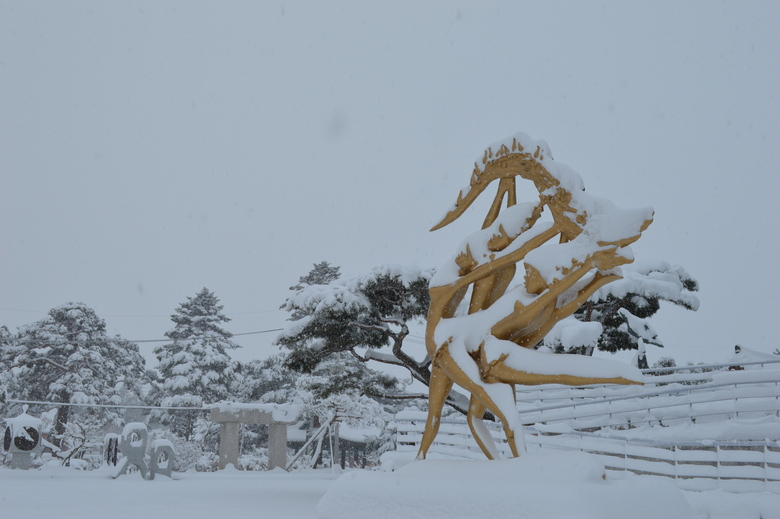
418;133;654;460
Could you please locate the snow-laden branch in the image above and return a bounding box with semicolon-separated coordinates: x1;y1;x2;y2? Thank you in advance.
33;357;99;377
363;349;407;366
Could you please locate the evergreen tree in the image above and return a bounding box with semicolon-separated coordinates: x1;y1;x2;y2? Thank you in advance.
550;261;699;355
651;356;677;376
0;325;14;405
152;288;239;439
3;303;146;445
289;261;341;292
286;261;341;321
233;354;297;403
298;352;399;400
277;264;432;392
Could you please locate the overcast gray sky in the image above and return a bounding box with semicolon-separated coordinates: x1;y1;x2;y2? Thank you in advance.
2;1;778;367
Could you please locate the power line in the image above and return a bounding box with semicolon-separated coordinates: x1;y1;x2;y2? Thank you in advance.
0;306;285;318
132;328;284;343
6;398;206;411
3;328;285;345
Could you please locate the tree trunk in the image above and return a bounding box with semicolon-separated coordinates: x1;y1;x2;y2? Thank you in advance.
53;401;70;448
388;334;474;417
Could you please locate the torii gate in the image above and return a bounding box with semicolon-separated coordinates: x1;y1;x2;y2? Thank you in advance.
209;402;301;470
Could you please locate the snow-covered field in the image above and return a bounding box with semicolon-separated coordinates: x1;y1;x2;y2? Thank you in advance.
2;461;778;519
3;359;778;517
0;464;337;519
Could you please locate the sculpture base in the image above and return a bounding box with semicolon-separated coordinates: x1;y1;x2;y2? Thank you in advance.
317;452;694;519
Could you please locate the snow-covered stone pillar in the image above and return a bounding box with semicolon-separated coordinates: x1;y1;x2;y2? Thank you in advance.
209;403;301;471
268;423;288;470
217;421;240;469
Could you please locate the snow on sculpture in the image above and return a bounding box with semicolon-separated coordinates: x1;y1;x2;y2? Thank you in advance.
113;423;151;479
111;422;176;480
3;405;44;470
418;132;654;460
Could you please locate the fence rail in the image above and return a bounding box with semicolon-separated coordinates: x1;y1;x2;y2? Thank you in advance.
396;365;780;493
515;370;780;429
396;417;780;493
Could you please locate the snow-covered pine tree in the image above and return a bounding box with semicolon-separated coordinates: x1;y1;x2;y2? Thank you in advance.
286;261;341;321
289;261;341;292
277;264;432;393
0;325;14;405
3;303;146;445
651;356;677;376
548;261;699;356
298;352;399;400
152;288;239;440
233;354;298;403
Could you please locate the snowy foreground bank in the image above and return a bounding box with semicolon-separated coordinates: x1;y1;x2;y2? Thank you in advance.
1;458;778;519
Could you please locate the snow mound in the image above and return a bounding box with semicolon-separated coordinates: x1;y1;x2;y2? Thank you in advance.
317;452;694;519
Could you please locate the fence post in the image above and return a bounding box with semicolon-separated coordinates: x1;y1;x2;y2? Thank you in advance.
716;444;722;489
764;443;769;490
622;438;628;474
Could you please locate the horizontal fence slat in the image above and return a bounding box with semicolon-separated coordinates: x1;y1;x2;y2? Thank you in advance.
395;366;779;493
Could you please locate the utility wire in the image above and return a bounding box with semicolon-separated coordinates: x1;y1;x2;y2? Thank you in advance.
3;328;284;345
0;306;284;318
132;328;284;343
6;398;206;411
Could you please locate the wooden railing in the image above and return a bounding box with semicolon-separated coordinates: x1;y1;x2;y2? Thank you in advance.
395;364;780;493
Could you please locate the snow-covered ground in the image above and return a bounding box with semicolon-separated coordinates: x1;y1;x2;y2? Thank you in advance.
1;461;778;519
3;359;777;517
0;464;337;519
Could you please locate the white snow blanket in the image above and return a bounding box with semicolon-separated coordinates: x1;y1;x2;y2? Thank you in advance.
317;452;694;519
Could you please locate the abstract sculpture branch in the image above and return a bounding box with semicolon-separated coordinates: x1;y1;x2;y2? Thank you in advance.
418;133;654;460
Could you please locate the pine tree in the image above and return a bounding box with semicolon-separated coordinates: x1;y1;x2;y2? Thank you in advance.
3;303;146;445
289;261;341;292
233;354;297;403
553;261;699;355
277;264;432;391
286;261;342;321
298;352;399;400
651;356;677;376
152;288;239;439
0;325;14;405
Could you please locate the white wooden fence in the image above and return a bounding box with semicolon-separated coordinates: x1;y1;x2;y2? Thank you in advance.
395;364;780;493
516;375;780;430
396;414;780;492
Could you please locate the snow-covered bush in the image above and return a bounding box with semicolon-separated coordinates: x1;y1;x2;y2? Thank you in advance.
238;450;268;471
195;452;219;472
